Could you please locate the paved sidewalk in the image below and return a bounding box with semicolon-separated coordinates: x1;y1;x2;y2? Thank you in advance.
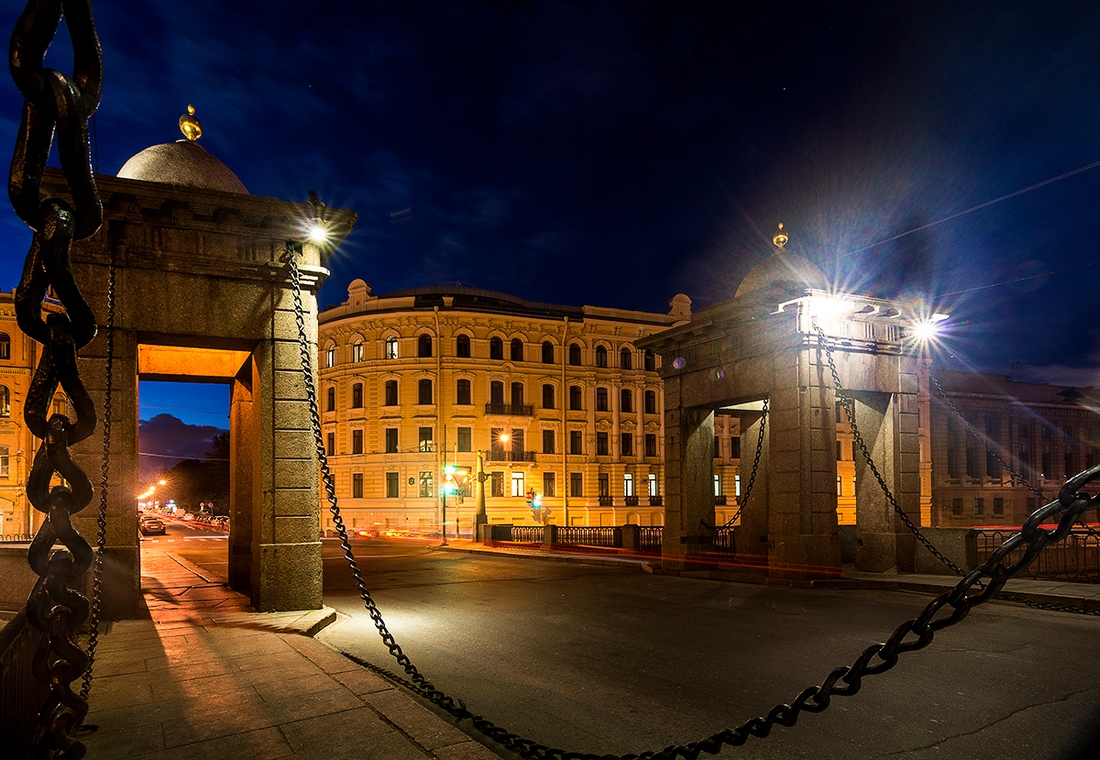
80;550;500;760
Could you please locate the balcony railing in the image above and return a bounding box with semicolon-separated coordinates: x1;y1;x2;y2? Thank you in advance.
598;495;614;507
484;403;533;416
485;449;537;462
624;495;639;506
648;495;663;506
714;495;728;506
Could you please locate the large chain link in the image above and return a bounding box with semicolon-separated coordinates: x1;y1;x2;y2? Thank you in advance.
813;322;966;576
291;256;1099;757
9;1;103;755
722;398;767;528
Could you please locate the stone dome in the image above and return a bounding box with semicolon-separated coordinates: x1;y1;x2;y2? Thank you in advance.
117;139;248;195
735;224;828;298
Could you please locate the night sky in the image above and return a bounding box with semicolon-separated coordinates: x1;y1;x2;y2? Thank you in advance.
4;1;1100;412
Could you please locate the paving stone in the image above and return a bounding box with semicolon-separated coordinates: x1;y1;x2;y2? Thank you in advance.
279;706;432;759
331;668;394;696
361;689;475;751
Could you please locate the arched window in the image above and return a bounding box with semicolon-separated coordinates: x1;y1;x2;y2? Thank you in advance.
620;388;633;413
384;337;398;359
644;349;656;372
644;389;657;414
352;340;364;362
456;334;471;358
0;332;10;360
418;334;433;358
541;341;555;364
351;383;363;408
490;380;505;406
595;345;608;368
542;383;555;409
418;378;433;405
384;380;398;406
490;337;504;360
620;347;632;370
325;344;336;368
569;343;582;366
569;385;583;410
0;444;8;477
510;338;524;362
325;386;335;413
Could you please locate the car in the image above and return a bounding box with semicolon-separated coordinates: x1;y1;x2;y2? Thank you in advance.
139;518;166;536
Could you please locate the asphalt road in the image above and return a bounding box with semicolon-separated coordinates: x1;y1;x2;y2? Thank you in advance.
157;535;1100;759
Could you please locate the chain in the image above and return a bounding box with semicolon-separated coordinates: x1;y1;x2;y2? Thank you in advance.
722;398;767;528
79;245;115;706
812;322;966;576
10;0;104;756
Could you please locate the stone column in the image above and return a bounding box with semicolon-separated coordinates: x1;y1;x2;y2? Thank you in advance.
735;408;769;568
662;379;715;570
228;363;255;594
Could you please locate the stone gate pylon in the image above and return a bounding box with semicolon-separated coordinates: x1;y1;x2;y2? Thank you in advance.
638;225;932;580
51;115;355;616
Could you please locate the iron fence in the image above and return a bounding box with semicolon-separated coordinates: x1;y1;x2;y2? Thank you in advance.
0;609;51;756
639;527;663;553
0;535;33;543
975;528;1100;581
714;527;735;552
557;526;621;547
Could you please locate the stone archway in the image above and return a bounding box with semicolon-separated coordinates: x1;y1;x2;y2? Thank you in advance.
46;168;355;617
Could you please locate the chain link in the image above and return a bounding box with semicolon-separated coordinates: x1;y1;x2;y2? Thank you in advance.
813;322;966;576
289;256;1100;758
722;398;767;528
9;1;104;755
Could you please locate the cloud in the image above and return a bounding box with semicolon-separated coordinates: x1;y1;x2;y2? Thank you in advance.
138;413;226;481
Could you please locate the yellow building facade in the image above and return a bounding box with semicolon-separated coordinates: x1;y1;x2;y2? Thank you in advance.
317;280;691;534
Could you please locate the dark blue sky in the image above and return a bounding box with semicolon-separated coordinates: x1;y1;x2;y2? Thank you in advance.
4;1;1100;396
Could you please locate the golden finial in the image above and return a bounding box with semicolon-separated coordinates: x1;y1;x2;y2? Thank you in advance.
179;104;203;142
773;222;788;249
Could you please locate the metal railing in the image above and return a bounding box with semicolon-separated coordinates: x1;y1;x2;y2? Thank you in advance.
639;527;663;553
485;449;537;462
0;535;33;543
598;495;613;506
976;527;1100;581
0;609;51;756
557;526;621;547
484;403;533;416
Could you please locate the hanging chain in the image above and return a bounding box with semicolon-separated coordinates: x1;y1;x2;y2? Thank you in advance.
9;0;104;755
812;322;966;576
288;253;1099;758
79;245;115;706
722;398;767;528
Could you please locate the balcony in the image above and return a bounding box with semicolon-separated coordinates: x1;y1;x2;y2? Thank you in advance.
714;495;728;506
624;495;639;506
485;449;537;462
485;403;533;416
598;495;614;507
649;495;663;506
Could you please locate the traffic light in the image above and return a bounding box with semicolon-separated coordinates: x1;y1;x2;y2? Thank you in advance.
443;465;471;496
525;487;535;506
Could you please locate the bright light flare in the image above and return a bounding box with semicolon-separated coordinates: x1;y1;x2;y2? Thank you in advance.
307;222;329;245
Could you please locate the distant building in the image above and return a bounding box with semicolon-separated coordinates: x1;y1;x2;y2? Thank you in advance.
316;280;691;533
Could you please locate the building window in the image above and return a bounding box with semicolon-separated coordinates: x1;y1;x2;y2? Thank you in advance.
0;332;9;360
569;385;583;410
1041;452;1051;478
620;389;633;413
570;430;583;455
457;427;472;452
569;343;582;366
648;473;658;497
351;383;363;408
326;345;336;368
490;472;504;497
385;428;398;453
456;334;471;357
352;473;364;499
952;498;963;516
2;445;12;475
349;430;362;455
570;472;583;497
993;497;1004;516
731;436;741;459
418;379;433;405
510;338;524;361
542;429;555;454
713;436;720;459
418;334;433;358
325;386;335;412
385;337;398;359
510;382;524;407
973;497;985;516
326;432;334;456
544;472;556;497
419;471;434;498
713;474;722;496
595;345;608;368
624;473;634;497
419;427;433;452
542;341;555;364
620;348;632;370
596;387;609;412
596;432;609;456
1041;425;1052;440
386;472;400;498
352;341;363;362
621;433;633;457
1065;453;1075;479
645;433;657;457
384;380;398;406
644;390;657;414
490;337;504;360
735;475;741;497
490;381;505;405
542;384;555;409
644;349;655;371
837;476;843;496
598;473;610;497
511;472;525;497
456;378;472;405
